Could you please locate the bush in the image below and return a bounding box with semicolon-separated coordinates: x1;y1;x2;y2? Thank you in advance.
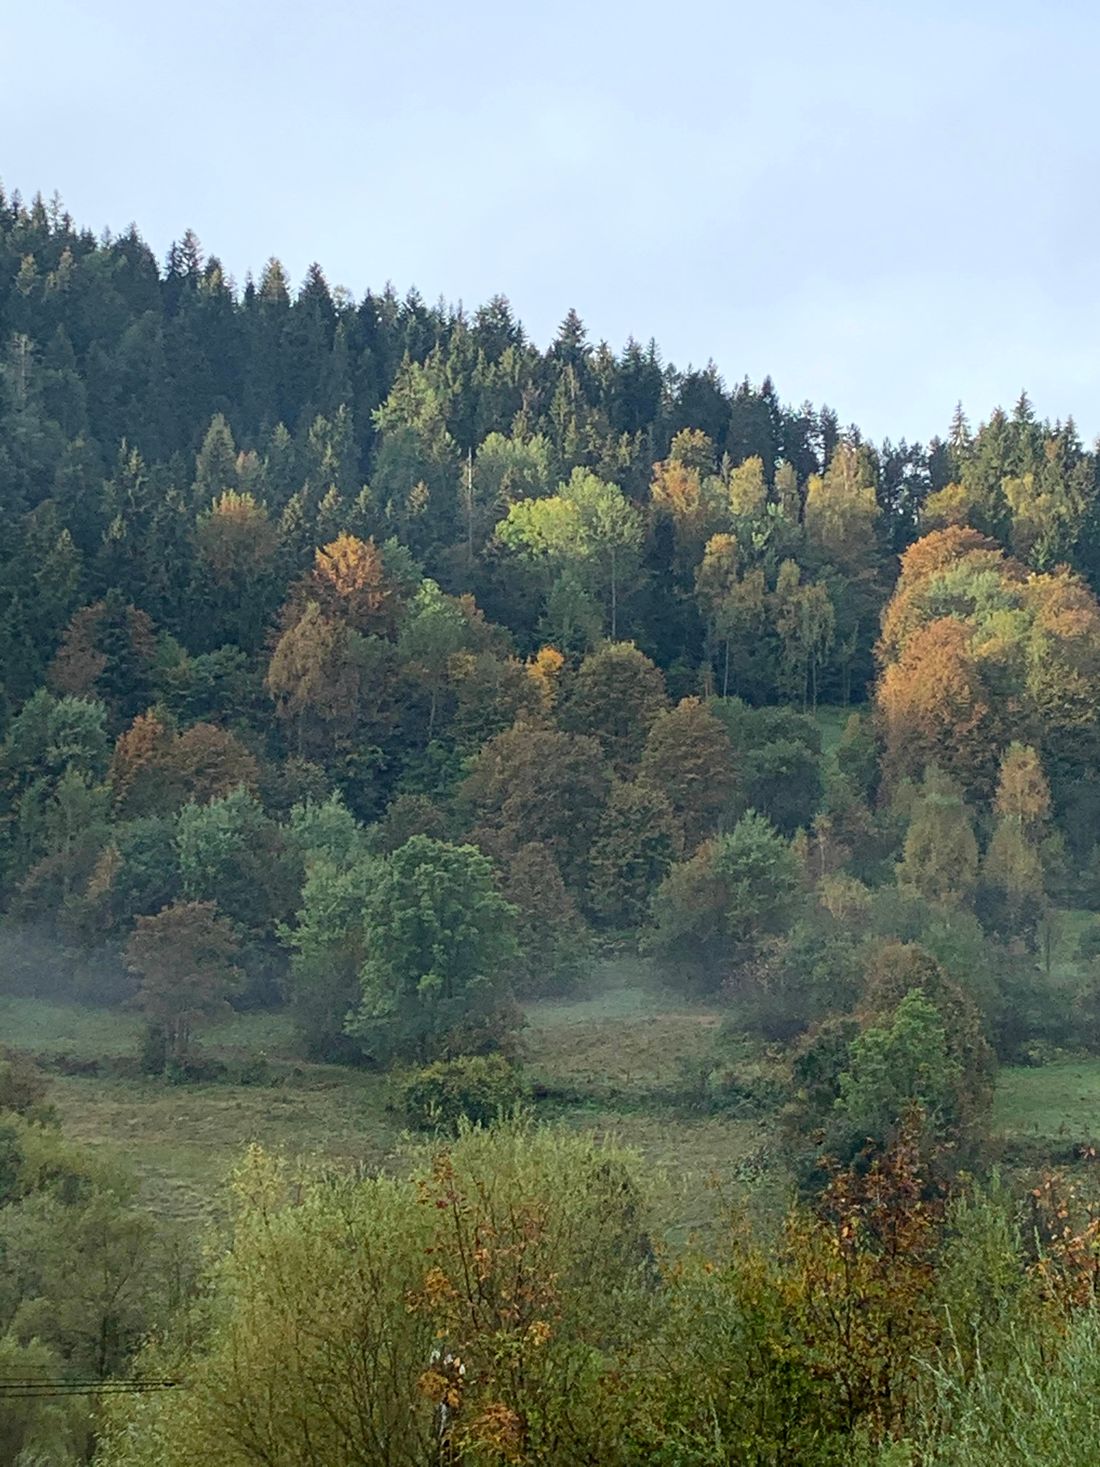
234;1053;273;1086
139;1022;167;1076
165;1052;228;1085
400;1054;527;1132
0;1051;56;1121
700;1056;785;1115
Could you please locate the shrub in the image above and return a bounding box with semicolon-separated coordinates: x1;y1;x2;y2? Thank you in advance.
164;1052;228;1085
139;1022;167;1076
400;1054;527;1132
700;1056;785;1115
0;1051;56;1122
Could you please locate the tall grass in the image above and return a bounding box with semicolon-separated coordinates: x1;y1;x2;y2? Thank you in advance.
900;1309;1100;1464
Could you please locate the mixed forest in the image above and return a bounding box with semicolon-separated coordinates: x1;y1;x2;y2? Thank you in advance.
5;187;1100;1463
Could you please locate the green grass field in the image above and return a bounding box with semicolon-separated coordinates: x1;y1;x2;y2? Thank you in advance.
2;963;766;1237
994;1060;1100;1148
524;956;721;1100
7;950;1093;1237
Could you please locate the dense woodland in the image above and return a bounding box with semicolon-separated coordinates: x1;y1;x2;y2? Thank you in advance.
6;187;1100;1462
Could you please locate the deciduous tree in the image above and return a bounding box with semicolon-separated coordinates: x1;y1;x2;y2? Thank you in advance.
560;641;667;774
586;779;682;927
459;723;611;890
348;836;519;1062
639;697;736;850
498;468;643;638
649;811;800;988
126;900;240;1066
896;766;980;907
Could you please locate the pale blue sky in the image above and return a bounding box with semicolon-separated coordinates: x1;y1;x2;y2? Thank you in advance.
5;0;1098;443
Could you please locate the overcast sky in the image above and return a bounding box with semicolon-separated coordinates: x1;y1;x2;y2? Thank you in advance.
5;0;1098;444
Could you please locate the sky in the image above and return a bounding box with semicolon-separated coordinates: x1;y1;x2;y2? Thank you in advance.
4;0;1098;445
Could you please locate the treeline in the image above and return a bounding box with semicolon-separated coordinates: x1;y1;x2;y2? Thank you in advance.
3;185;1100;1098
3;190;1100;1078
3;182;1099;714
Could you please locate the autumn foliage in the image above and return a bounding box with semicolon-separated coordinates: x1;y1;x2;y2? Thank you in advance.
876;526;1100;793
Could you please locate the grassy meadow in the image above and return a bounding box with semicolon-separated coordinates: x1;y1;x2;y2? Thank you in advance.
2;960;767;1237
6;941;1095;1238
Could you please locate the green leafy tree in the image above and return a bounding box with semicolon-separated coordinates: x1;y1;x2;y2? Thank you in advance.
347;836;519;1062
79;813;181;938
772;561;836;710
396;579;472;739
0;690;111;886
897;765;979;907
715;702;825;836
16;763;111;918
860;940;995;1120
5;1184;161;1380
738;739;823;836
287;791;365;868
539;569;604;654
282;856;375;1060
649;811;800;988
835;990;964;1152
176;786;301;948
498;467;643;638
467;430;554;547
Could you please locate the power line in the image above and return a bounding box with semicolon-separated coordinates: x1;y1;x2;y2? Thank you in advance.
0;1377;180;1398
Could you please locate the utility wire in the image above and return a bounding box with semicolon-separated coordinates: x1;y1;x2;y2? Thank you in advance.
0;1377;180;1398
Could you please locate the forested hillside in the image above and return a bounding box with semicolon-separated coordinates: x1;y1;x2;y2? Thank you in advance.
7;187;1100;1464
